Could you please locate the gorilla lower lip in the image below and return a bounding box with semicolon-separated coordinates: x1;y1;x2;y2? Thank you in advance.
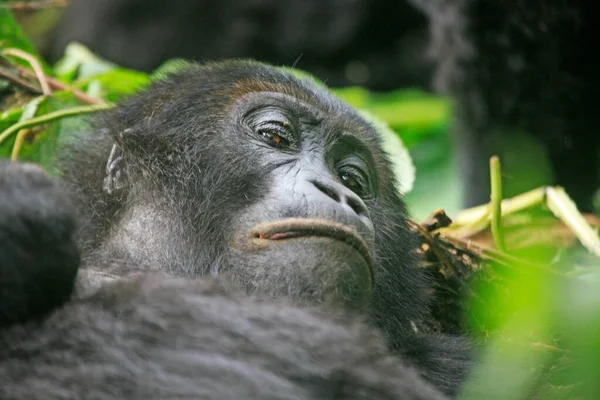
251;218;374;283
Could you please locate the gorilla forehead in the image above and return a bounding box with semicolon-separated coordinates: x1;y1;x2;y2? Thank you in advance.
151;60;373;130
110;59;395;189
179;59;363;115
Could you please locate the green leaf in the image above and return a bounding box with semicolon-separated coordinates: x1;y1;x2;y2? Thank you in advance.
9;91;93;169
19;95;45;121
0;7;39;56
54;42;117;82
0;107;23;130
84;69;150;102
402;131;462;220
0;95;45;158
334;87;450;141
151;58;194;80
358;110;415;194
52;43;150;101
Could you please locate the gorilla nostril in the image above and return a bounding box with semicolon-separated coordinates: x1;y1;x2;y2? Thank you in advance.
311;179;368;216
346;196;367;216
311;180;341;203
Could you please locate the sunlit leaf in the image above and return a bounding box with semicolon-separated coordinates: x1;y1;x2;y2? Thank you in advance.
54;42;117;82
151;58;194;80
84;69;150;102
358;110;415;194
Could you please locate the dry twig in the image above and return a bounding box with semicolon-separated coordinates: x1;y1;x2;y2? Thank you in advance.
2;48;51;95
1;0;69;11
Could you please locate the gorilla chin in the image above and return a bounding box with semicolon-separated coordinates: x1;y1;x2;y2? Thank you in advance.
230;218;374;308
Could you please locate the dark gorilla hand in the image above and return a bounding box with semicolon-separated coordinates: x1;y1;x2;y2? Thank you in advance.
0;161;448;400
0;160;79;328
58;60;472;395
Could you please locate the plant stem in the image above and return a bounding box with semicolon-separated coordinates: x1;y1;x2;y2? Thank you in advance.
0;104;113;146
490;155;506;251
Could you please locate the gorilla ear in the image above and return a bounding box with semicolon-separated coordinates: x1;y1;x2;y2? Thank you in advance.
103;143;127;194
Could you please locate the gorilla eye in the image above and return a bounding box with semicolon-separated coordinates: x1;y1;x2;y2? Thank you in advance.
256;121;292;148
338;166;371;197
341;173;359;188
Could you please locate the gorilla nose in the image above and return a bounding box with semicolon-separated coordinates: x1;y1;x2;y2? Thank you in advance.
310;179;369;217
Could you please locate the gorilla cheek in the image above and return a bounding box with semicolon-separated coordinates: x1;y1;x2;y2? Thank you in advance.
226;237;373;309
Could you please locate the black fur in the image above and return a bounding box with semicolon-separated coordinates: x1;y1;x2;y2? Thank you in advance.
54;60;472;395
0;160;448;400
0;160;79;328
0;277;448;400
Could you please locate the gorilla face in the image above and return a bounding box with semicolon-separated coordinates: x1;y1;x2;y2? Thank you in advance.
220;90;381;308
61;60;426;336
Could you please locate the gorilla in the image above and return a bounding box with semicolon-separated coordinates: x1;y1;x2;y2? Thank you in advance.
40;60;470;395
0;160;449;400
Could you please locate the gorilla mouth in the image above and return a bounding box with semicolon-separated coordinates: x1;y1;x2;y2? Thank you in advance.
251;218;374;284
